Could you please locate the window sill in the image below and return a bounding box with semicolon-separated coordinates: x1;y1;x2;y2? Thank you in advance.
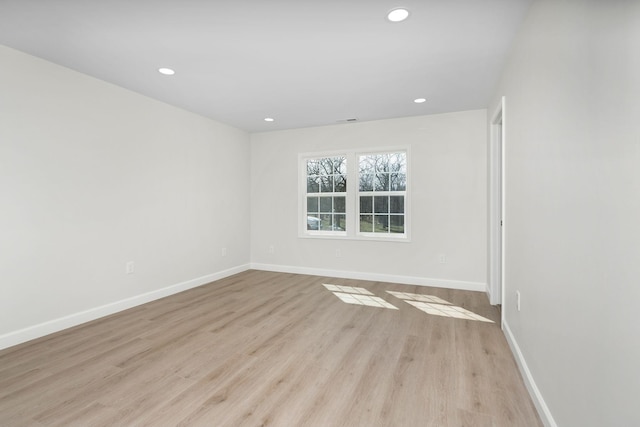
299;232;411;242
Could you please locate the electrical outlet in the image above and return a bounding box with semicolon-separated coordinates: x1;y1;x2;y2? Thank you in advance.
516;291;521;311
221;247;227;257
126;261;135;275
438;254;446;264
268;245;275;254
335;249;341;257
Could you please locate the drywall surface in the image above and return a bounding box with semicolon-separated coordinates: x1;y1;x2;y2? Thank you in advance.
250;111;487;288
490;1;640;425
0;45;250;343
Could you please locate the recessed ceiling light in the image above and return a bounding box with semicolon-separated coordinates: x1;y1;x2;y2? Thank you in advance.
414;98;427;103
387;8;410;22
264;117;275;122
158;67;175;75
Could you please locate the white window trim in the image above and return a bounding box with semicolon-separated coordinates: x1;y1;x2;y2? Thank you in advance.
298;146;411;242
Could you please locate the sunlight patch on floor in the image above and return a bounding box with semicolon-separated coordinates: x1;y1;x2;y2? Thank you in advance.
405;300;493;322
386;291;494;323
323;284;373;295
386;291;450;305
323;284;398;309
332;292;399;309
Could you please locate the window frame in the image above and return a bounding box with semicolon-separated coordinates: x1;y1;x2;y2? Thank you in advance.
356;151;408;240
299;147;410;241
303;155;349;237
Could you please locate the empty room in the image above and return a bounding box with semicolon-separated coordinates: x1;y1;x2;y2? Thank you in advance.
1;0;638;426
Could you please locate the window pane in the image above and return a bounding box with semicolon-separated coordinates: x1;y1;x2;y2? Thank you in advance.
320;158;334;175
307;216;320;230
375;215;389;231
320;214;333;231
390;196;404;213
334;214;346;231
320;176;333;192
375;173;389;191
307;177;320;193
307;159;320;176
359;196;373;213
390;173;406;191
359;174;374;191
376;154;390;172
360;215;373;232
390;215;405;233
307;197;318;213
359;155;375;175
319;197;333;212
333;157;347;174
334;196;346;213
335;175;347;192
374;196;389;214
389;152;407;173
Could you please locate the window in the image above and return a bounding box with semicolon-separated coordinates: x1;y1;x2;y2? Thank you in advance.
305;157;347;233
300;148;409;240
358;152;407;236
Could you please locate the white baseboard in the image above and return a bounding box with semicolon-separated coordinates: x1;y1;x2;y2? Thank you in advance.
503;321;557;427
0;264;250;351
250;263;486;292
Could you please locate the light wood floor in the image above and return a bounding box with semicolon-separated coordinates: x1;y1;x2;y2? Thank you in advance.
0;270;542;426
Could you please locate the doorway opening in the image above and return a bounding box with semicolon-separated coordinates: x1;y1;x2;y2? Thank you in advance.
489;96;505;328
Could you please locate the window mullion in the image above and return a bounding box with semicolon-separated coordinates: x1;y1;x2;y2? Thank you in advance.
347;152;356;237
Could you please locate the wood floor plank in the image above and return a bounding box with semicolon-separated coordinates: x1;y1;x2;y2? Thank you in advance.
0;270;542;426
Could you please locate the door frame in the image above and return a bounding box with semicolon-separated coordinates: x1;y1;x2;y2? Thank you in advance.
488;96;506;328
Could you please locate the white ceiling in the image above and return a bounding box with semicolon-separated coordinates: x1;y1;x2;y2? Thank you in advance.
0;0;532;132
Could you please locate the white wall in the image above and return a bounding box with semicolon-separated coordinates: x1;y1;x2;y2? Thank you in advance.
0;45;251;348
250;111;487;289
490;1;640;425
